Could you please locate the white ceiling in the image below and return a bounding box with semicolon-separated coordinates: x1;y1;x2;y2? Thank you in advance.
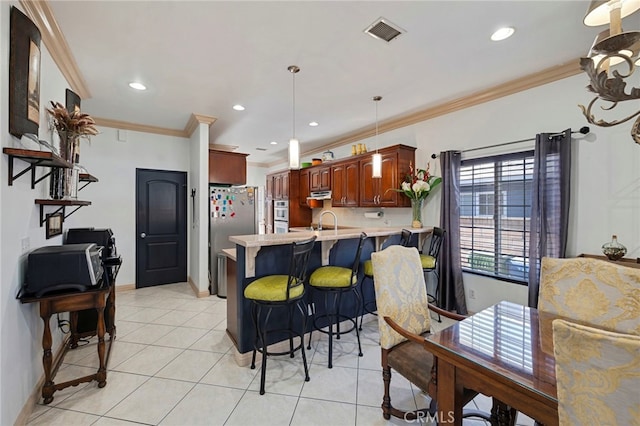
46;1;605;164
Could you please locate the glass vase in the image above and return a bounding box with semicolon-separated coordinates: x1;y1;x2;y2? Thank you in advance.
602;235;627;261
411;198;423;228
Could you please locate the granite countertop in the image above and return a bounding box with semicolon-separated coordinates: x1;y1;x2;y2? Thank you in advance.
229;227;432;248
221;248;236;261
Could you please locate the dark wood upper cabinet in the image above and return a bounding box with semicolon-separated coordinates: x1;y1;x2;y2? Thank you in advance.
310;166;331;191
265;169;311;227
299;168;311;207
208;150;248;185
359;146;415;207
331;161;359;207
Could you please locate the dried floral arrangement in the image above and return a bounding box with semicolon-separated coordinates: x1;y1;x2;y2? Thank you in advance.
46;101;98;137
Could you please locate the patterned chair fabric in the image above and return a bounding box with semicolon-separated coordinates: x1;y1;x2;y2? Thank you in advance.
371;245;431;349
539;257;640;335
553;319;640;426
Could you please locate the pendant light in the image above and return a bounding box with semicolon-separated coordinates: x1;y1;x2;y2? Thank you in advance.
288;65;300;170
372;96;382;178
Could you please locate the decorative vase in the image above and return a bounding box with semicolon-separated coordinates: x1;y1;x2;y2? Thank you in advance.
602;235;627;261
411;198;423;228
50;131;80;199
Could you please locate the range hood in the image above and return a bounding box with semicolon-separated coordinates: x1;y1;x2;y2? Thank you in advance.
308;190;332;200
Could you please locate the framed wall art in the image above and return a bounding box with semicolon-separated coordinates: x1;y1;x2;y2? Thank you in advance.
45;213;63;239
65;88;81;113
9;6;42;138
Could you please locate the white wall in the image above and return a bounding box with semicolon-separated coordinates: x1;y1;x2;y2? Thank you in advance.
304;75;640;313
0;2;191;417
1;3;77;423
247;163;268;187
188;122;209;293
69;128;190;287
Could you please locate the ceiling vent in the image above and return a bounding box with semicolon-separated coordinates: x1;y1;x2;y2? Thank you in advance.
255;147;267;151
364;18;405;43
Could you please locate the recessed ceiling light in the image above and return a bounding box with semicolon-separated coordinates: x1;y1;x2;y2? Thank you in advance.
270;141;278;145
128;82;147;91
233;104;245;111
309;121;319;127
490;27;515;41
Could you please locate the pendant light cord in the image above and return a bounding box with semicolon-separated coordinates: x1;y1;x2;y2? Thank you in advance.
373;96;382;153
292;70;296;139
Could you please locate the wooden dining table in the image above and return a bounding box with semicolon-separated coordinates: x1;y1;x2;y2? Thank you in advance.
423;301;561;426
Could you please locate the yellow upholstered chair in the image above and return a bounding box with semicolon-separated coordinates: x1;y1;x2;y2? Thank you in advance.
371;245;492;421
539;257;640;335
359;228;412;329
553;319;640;426
244;236;316;394
308;232;367;368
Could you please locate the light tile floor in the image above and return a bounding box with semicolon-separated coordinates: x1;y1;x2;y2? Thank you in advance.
26;282;536;426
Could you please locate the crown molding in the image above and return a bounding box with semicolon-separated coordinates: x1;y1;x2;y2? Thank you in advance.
20;0;91;99
93;117;188;138
185;113;217;137
312;59;583;155
94;113;217;139
247;161;270;168
25;0;582;154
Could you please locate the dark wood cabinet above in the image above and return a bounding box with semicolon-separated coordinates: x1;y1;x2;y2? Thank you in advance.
208;150;248;185
300;144;415;208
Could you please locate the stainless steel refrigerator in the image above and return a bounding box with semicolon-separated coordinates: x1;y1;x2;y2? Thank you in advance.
209;185;259;297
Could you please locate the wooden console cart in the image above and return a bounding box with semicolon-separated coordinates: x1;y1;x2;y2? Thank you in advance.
19;257;121;404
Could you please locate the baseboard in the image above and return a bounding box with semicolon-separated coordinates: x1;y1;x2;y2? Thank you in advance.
188;276;209;298
115;283;135;292
14;335;70;426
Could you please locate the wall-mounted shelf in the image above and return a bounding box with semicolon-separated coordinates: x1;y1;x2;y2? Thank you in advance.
35;199;92;227
79;173;99;191
3;148;71;188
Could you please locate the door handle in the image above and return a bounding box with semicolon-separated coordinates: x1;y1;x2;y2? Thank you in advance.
140;232;146;239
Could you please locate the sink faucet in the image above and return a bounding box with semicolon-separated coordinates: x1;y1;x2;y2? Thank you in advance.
318;210;337;231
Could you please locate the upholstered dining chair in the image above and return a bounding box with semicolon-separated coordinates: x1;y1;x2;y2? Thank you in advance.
538;256;640;335
359;228;412;330
371;245;492;422
553;319;640;426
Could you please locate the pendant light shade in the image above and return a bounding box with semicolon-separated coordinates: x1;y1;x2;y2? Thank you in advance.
372;96;382;178
288;65;300;170
372;153;382;178
289;138;300;170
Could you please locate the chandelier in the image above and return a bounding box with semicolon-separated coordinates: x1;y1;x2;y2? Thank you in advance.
578;0;640;144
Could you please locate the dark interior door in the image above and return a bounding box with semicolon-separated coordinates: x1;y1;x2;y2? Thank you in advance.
136;169;187;288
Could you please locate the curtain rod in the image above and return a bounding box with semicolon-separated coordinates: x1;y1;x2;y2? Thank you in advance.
430;126;590;159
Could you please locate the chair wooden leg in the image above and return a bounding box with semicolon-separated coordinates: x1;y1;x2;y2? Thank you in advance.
381;358;392;420
490;399;518;426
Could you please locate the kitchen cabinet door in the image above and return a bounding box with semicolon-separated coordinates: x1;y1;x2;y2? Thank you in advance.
310;166;331;191
299;169;310;207
332;161;359;207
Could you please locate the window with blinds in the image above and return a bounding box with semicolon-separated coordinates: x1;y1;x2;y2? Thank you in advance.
459;151;534;283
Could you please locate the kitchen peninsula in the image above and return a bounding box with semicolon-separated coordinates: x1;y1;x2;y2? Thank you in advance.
226;226;433;362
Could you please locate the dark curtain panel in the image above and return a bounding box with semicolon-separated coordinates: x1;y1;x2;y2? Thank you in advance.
439;151;468;314
527;129;572;307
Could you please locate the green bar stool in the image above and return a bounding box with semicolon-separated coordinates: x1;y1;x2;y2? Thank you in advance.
420;227;445;322
359;229;412;330
244;236;316;395
307;232;367;368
